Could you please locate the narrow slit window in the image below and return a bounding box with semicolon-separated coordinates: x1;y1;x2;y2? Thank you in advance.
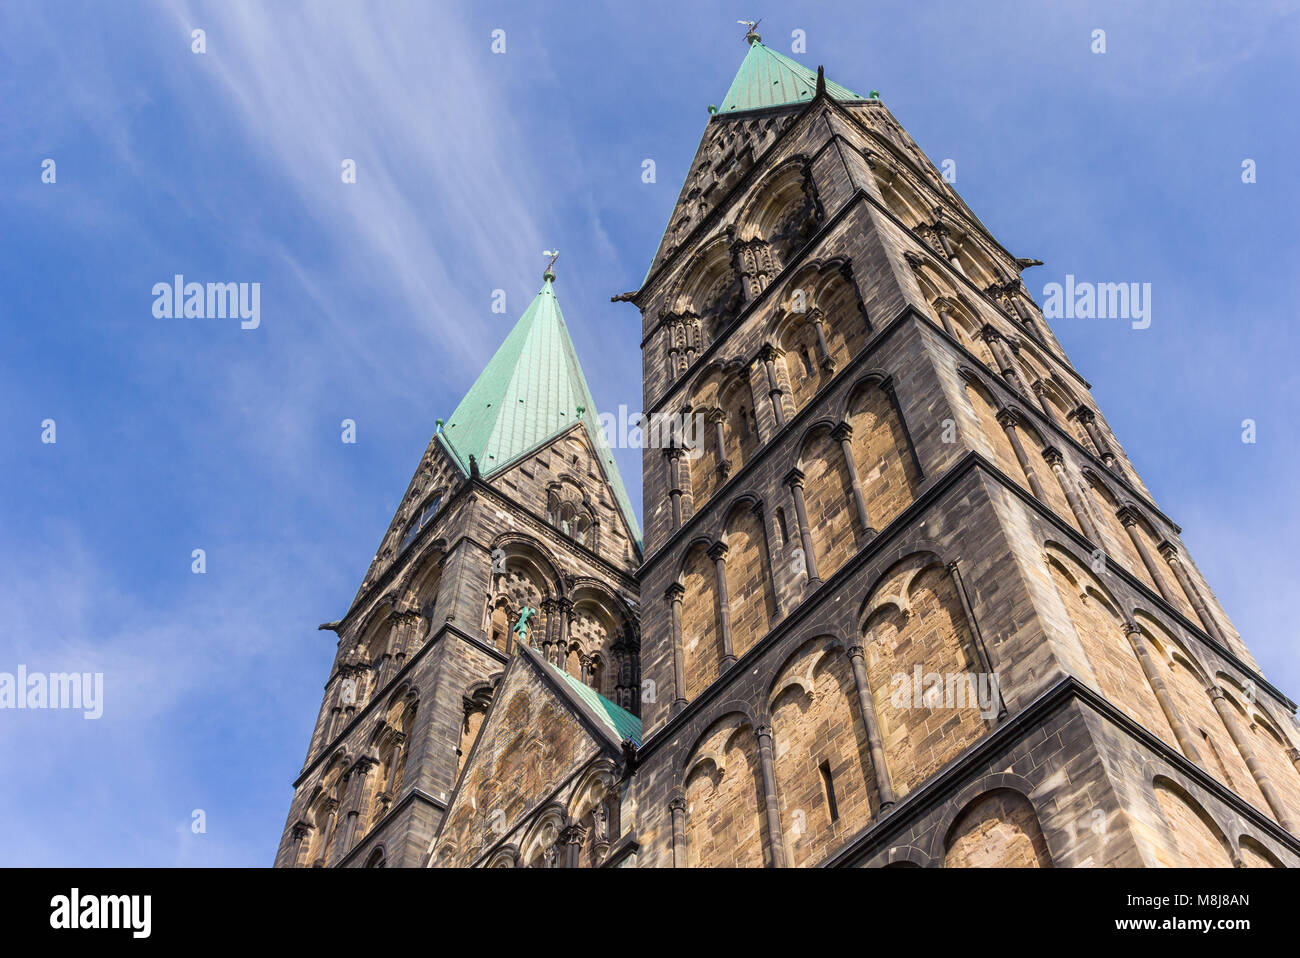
819;760;839;822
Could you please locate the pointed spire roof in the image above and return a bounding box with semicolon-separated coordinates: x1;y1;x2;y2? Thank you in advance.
717;39;864;115
439;270;642;547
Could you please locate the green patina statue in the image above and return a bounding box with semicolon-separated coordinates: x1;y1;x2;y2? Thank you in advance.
512;605;537;642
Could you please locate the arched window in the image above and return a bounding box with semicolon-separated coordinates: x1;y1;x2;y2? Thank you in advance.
400;494;442;551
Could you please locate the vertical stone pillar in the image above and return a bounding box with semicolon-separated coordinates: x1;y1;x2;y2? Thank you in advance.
1158;542;1229;649
1042;446;1102;544
1122;621;1202;765
665;447;683;529
947;560;1006;721
844;643;895;809
935;299;957;338
753;724;787;868
832;422;875;537
709;408;731;480
811;316;835;372
667;584;687;712
881;377;925;481
669;797;687;867
1211;686;1296;832
761;344;788;428
708;542;737;668
783;468;821;588
752;500;782;619
1032;379;1061;426
996;408;1049;501
1117;507;1174;603
556;598;573;669
315;800;339;867
560;823;588;869
289;822;311;868
1073;407;1120;473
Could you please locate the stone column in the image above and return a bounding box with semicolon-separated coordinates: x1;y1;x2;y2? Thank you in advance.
1158;542;1229;649
560;823;588;869
761;344;788;428
289;822;312;868
881;377;925;481
996;408;1048;501
1122;622;1202;765
784;468;821;588
539;598;554;658
1210;686;1297;832
947;560;1006;721
1073;407;1119;473
811;316;835;372
832;422;875;537
317;800;339;867
844;643;895;809
1032;379;1061;426
1042;446;1101;544
709;408;731;480
669;797;687;867
753;724;787;868
383;732;407;796
1117;507;1174;603
665;447;683;529
935;300;957;338
667;585;687;712
752;500;782;619
709;542;737;668
557;598;573;668
340;756;377;854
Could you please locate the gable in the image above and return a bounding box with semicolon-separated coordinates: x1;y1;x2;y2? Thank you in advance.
430;652;608;867
489;424;641;569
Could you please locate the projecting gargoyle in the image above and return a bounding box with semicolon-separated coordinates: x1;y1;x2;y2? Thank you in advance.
1014;257;1044;271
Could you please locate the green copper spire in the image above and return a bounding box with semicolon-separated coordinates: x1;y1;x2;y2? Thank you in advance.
439;267;642;548
717;39;863;114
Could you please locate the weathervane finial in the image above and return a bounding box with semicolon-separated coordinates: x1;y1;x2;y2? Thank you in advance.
542;249;559;280
738;19;762;44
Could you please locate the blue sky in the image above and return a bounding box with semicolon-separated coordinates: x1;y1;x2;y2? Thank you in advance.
0;0;1296;865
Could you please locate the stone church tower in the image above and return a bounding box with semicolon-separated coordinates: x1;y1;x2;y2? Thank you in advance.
278;32;1300;868
273;268;644;868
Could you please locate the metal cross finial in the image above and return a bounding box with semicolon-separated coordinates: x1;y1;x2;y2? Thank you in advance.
542;249;560;274
738;19;762;44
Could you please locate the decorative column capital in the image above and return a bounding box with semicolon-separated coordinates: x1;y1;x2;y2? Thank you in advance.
1210;685;1228;703
1122;620;1142;638
759;343;780;364
980;323;1002;344
783;467;806;489
995;406;1021;429
291;821;313;841
1041;445;1064;468
665;583;686;603
707;407;726;425
830;421;854;443
1072;406;1096;425
845;643;866;661
1156;540;1179;562
707;541;729;562
755;723;773;742
669;797;687;814
560;823;588;846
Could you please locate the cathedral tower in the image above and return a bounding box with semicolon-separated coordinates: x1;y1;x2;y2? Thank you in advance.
618;32;1300;867
274;267;643;867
